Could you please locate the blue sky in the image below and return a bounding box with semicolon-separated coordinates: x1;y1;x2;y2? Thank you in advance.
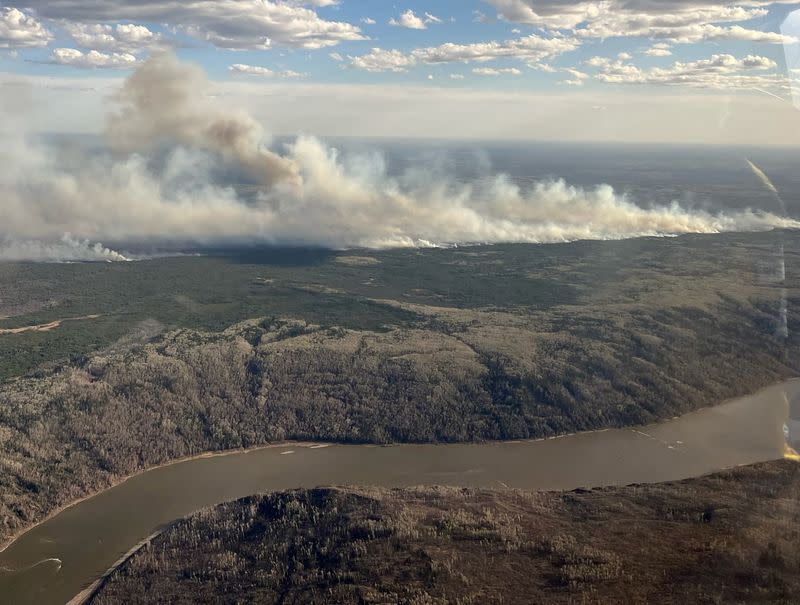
1;1;799;92
2;1;800;143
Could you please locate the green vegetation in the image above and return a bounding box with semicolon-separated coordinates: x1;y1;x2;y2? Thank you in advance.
1;231;799;549
91;460;800;604
3;230;792;383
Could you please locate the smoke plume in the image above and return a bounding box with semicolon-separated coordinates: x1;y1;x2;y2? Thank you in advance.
0;235;129;262
107;53;300;189
1;54;798;261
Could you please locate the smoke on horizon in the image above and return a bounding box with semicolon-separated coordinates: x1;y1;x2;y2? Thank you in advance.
1;53;798;262
0;235;129;263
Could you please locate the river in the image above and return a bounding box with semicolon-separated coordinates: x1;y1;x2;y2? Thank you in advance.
1;380;797;605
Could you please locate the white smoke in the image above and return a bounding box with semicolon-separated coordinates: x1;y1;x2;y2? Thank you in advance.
0;234;129;263
1;53;798;260
107;53;300;189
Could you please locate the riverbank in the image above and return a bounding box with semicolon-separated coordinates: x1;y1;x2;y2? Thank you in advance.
66;529;166;605
0;442;324;555
2;378;797;558
0;378;800;553
0;378;796;605
90;459;800;605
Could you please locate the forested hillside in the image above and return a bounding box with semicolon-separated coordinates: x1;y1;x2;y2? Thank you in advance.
91;460;800;604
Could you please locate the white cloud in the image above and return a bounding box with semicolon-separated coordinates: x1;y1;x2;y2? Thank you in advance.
350;48;417;72
564;67;589;78
587;52;787;90
389;10;425;30
585;56;611;67
64;23;162;54
559;67;589;86
450;73;465;79
329;52;344;61
473;66;522;75
645;23;797;44
23;0;366;49
351;33;579;72
530;62;557;72
228;63;305;78
0;7;52;48
617;52;632;60
644;43;673;57
484;0;595;29
483;0;798;44
50;48;139;69
361;17;376;25
389;9;441;30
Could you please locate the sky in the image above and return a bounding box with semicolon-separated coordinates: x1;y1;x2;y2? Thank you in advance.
3;2;800;257
2;1;800;143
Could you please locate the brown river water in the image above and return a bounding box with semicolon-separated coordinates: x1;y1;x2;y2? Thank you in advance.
0;380;797;605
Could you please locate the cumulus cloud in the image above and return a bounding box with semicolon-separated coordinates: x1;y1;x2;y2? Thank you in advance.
644;43;673;57
647;23;797;44
49;48;139;69
229;63;305;78
587;53;786;90
388;10;442;30
21;0;366;49
389;10;428;30
350;33;579;72
0;7;52;48
483;0;798;44
349;49;417;72
1;53;797;258
64;22;162;54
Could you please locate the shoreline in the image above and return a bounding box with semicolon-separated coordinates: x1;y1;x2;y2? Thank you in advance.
0;441;326;556
65;529;167;605
1;378;798;557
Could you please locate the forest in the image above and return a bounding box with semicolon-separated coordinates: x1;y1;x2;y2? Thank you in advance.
1;230;799;548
